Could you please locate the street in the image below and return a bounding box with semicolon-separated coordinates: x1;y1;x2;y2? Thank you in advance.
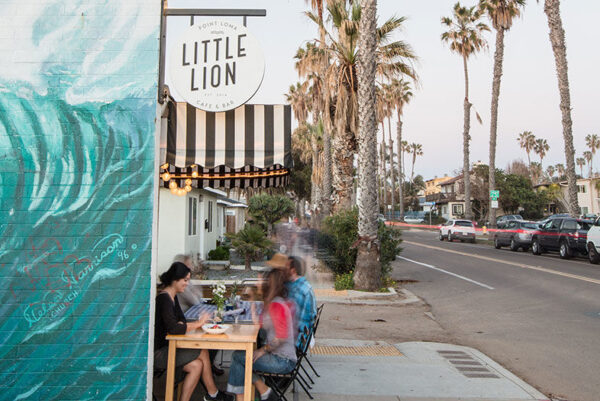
392;229;600;401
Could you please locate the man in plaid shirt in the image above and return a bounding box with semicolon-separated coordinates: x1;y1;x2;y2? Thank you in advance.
284;256;317;347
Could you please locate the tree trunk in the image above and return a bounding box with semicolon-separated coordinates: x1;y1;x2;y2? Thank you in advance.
332;126;355;213
380;140;387;214
488;28;505;228
462;55;472;220
310;113;322;214
396;115;404;220
320;27;333;217
245;255;251;271
387;116;395;221
354;0;380;291
545;0;579;216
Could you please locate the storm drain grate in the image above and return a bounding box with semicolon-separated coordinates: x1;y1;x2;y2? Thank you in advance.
312;345;403;357
437;350;499;379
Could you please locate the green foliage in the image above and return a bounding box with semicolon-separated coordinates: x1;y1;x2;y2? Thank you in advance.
208;246;230;261
226;224;273;270
334;272;354;290
288;152;312;203
318;208;402;279
497;173;549;220
248;194;295;233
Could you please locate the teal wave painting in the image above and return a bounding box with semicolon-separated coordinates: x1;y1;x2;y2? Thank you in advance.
0;1;160;399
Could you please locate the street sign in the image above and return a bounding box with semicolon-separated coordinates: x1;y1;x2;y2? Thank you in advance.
490;190;500;200
421;201;435;206
491;200;499;209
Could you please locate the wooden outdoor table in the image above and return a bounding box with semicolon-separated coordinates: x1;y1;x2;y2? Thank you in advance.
165;324;260;401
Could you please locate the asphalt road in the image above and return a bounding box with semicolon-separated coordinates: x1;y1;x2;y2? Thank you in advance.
392;229;600;401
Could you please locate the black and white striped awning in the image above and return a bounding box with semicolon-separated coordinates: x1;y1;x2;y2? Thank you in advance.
161;101;292;169
160;101;292;189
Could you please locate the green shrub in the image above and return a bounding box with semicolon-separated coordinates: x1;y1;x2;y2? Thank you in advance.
334;272;354;290
226;224;273;270
317;208;402;279
208;246;230;261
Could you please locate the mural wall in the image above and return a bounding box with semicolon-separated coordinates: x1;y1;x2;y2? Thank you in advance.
0;1;160;399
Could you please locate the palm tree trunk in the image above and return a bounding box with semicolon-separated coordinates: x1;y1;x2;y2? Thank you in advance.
320;25;333;217
545;0;579;216
488;28;505;228
387;116;395;220
380;139;387;214
396;115;404;219
354;0;380;291
311;113;321;211
411;151;416;184
332;125;355;212
462;55;472;220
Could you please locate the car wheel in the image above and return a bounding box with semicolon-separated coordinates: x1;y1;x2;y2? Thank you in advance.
532;238;542;255
494;236;501;249
588;243;600;264
448;232;454;242
510;238;519;252
559;241;572;259
439;231;444;241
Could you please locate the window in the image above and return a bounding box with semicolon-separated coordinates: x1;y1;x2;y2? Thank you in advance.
580;206;589;215
452;204;463;216
522;223;538;230
442;206;448;214
578;185;587;193
562;220;576;230
551;219;561;229
208;201;213;232
188;197;197;236
455;220;473;227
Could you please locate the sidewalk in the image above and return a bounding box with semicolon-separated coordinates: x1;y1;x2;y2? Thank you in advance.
291;339;549;401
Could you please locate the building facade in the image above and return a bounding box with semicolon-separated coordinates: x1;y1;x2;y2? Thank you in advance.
0;2;160;400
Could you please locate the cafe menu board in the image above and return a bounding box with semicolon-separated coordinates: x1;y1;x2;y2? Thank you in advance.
169;20;265;112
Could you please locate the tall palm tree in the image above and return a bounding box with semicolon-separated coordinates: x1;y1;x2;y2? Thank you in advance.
517;130;536;169
409;143;423;184
442;2;489;220
585;134;600;176
312;1;417;212
534;138;549;169
583;151;593;178
382;84;396;220
376;87;389;215
576;157;585;177
546;165;555;180
354;0;380;291
389;79;413;220
540;0;578;215
304;0;334;216
479;0;525;227
530;161;543;184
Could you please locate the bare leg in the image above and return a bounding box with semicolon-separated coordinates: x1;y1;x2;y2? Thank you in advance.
234;378;269;401
181;359;203;401
199;349;219;395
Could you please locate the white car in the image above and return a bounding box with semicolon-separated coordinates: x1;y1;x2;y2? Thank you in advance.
585;217;600;264
439;219;476;243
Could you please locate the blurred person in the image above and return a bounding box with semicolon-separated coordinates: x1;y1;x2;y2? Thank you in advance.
154;261;233;401
285;256;316;347
226;267;296;401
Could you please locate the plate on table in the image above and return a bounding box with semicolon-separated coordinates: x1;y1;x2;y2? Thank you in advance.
201;323;231;335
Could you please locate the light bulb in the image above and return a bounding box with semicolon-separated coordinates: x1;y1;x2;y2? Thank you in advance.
185;179;192;186
162;172;171;182
170;187;177;195
169;181;177;189
185;185;192;192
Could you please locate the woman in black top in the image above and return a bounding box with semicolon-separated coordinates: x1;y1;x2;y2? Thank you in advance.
155;262;233;401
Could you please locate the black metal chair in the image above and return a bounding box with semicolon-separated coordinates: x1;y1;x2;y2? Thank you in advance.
298;304;324;380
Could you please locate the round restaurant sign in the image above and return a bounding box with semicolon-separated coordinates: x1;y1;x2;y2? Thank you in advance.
169;20;265;112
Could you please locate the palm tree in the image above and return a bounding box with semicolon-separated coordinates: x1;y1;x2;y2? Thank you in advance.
442;3;489;220
227;224;273;270
389;79;413;220
479;0;525;227
304;0;334;216
584;151;593;178
376;87;389;215
312;1;417;212
555;163;565;179
585;134;600;176
540;0;578;215
534;138;549;169
409;143;423;184
382;84;396;220
517;130;536;169
530;161;543;184
354;0;380;291
576;157;585;177
546;165;555;180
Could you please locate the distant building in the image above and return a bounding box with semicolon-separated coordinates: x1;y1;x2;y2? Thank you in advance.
424;175;451;196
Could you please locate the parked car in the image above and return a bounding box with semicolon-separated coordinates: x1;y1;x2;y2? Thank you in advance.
496;214;523;228
581;213;597;221
439;219;476;243
536;213;571;228
531;217;592;259
404;211;425;224
493;220;539;251
585;217;600;264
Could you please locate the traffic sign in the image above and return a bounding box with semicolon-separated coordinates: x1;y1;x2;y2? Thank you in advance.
491;200;499;209
490;190;500;200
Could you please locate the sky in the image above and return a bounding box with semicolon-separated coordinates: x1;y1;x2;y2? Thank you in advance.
166;0;600;180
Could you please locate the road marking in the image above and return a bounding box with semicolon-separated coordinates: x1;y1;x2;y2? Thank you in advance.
404;240;600;286
398;256;495;290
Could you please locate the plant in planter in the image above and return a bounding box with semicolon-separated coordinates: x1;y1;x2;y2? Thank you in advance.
226;224;273;270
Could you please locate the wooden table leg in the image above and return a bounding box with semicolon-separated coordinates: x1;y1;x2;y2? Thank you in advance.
165;341;177;401
243;343;254;401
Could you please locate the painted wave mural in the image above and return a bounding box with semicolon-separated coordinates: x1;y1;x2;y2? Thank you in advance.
0;1;160;399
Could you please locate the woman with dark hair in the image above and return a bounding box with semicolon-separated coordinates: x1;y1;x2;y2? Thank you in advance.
154;262;233;401
226;266;297;401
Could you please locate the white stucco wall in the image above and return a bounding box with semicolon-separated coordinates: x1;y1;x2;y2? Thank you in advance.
157;188;187;274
